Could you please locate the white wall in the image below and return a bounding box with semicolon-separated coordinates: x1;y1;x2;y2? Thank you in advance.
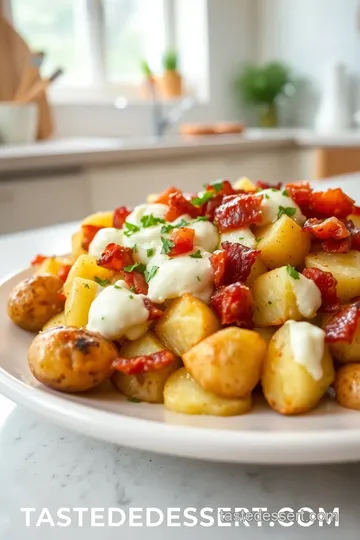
257;0;360;126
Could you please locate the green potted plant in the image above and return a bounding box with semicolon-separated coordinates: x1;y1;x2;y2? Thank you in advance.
159;49;183;98
235;62;292;127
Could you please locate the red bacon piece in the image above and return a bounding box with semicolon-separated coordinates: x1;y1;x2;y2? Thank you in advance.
210;282;254;327
311;188;354;219
58;264;72;283
321;236;352;254
112;350;176;375
345;219;360;251
352;206;360;215
304;217;350;240
168;227;195;256
214;193;263;232
122;271;148;295
143;298;164;321
255;181;282;191
205;180;236;196
324;301;360;343
154;186;179;205
221;242;261;285
113;206;131;229
165;190;202;221
31;254;47;266
302;268;340;312
97;243;134;271
286;182;312;214
210;250;226;288
81;224;104;251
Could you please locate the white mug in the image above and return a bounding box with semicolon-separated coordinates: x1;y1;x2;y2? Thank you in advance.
0;102;38;145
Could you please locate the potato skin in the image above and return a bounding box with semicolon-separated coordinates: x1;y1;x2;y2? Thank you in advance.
7;274;65;332
182;327;267;398
28;326;117;392
334;364;360;410
322;315;360;364
262;323;335;415
164;368;252;416
42;311;65;331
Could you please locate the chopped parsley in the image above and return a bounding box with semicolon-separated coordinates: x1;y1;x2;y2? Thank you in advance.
130;285;136;293
140;214;165;228
271;188;278;192
124;262;146;274
95;276;110;287
255;237;263;243
282;189;289;197
287;265;300;280
114;284;122;290
191;191;213;207
268;301;273;305
238;236;244;241
146;248;154;257
145;266;159;283
101;316;105;321
190;250;202;259
161;223;175;234
264;194;270;199
195;216;209;222
174;218;190;228
127;397;141;403
123;222;140;237
161;236;175;255
132;244;138;253
84;283;90;289
204;180;224;193
129;295;134;299
196;275;201;282
277;206;296;219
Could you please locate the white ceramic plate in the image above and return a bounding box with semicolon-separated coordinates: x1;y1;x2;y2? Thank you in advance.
2;269;360;465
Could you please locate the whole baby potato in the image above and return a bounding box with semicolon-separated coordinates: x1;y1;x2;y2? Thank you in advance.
7;274;65;332
28;326;118;392
334;364;360;410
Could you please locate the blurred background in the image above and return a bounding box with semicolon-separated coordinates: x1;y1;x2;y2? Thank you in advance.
1;0;360;233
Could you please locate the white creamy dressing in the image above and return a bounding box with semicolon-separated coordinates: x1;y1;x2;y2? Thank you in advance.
147;249;214;304
219;227;256;249
256;189;305;226
126;203;169;225
289;273;322;318
88;228;124;257
178;215;219;253
87;280;149;340
286;320;325;381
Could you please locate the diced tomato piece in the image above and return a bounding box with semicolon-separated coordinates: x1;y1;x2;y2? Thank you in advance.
113;206;131;229
221;242;261;285
58;292;66;303
214;193;263;232
168;227;195;256
255;181;282;191
143;298;164;321
97;243;134;271
324;301;360;343
311;188;354;219
210;250;227;288
352;206;360;215
302;268;340;312
31;254;47;266
81;224;104;251
58;264;72;283
112;350;176;375
122;271;148;295
303;217;350;240
154;186;179;205
321;237;352;254
165;190;202;221
210;282;254;327
205;180;236;196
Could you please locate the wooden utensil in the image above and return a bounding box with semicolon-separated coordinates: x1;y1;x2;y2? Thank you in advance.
13;53;44;101
15;68;64;104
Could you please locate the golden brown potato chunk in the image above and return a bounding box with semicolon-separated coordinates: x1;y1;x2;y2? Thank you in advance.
182;327;267;399
334;364;360;410
322;315;360;364
8;274;65;332
28;326;117;392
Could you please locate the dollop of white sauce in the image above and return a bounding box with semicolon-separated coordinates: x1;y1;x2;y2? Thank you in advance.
289;273;322;318
219;227;256;249
87;280;149;340
126;203;169;226
147;249;214;304
256;189;305;226
88;227;124;257
286;320;325;381
189;219;219;252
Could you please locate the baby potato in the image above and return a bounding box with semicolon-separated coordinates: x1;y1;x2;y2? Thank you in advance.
7;274;65;332
164;368;252;416
28;326;117;392
334;364;360;410
323;315;360;364
182;327;267;399
262;323;335;415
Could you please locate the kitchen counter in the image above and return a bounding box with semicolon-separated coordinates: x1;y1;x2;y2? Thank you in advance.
1;173;360;539
2;128;360;174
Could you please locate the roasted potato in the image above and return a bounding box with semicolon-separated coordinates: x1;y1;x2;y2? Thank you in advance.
233;177;256;192
246;257;268;286
28;326;117;392
256;215;311;269
112;332;180;403
155;293;220;356
42;311;65;331
34;256;72;277
305;250;360;302
182;327;266;398
252;266;303;327
322;314;360;364
334;364;360;410
7;274;65;332
262;322;335;415
254;327;276;344
71;230;86;260
63;254;113;296
65;278;98;328
82;211;114;227
164;368;252;416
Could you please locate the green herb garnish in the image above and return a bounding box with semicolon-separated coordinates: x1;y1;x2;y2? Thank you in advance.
95;276;110;287
265;194;270;199
271;188;278;192
146;248;154;257
190;250;202;259
268;301;272;305
282;189;289;197
124;263;146;274
255;237;263;243
132;244;138;253
161;237;175;255
129;295;134;299
204;180;224;193
195;216;209;222
130;285;136;293
114;284;122;290
238;237;245;241
123;222;140;237
196;275;201;282
191;191;213;207
174;218;190;228
286;265;300;280
161;223;175;234
277;206;296;219
140;214;165;228
127;397;141;403
144;266;159;283
84;283;90;289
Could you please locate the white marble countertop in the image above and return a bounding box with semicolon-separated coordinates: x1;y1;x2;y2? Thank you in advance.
2;128;360;174
1;174;360;539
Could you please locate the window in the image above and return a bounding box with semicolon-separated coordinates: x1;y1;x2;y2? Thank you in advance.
10;0;172;98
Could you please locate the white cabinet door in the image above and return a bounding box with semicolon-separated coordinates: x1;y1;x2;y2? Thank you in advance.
0;172;90;234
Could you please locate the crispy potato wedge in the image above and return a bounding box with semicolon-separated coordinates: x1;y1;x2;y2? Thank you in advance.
262;323;334;415
82;211;114;227
155;293;220;356
182;327;266;399
305;250;360;302
256;215;311;269
112;332;180;403
164;368;252;416
65;278;98;328
63;254;113;296
42;311;65;331
334;364;360;410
